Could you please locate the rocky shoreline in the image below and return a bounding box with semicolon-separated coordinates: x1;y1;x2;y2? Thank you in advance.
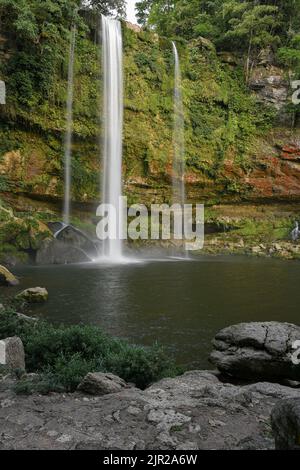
1;314;300;450
0;369;297;450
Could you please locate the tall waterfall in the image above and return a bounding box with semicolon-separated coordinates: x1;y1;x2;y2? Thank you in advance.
101;15;124;261
63;26;76;225
172;42;185;210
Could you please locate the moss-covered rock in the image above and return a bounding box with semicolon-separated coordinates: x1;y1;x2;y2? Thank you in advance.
16;287;48;303
0;265;19;286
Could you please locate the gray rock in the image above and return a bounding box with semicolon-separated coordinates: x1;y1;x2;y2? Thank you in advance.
271;398;300;450
36;239;91;265
16;312;38;322
16;287;48;303
0;337;25;371
47;223;99;261
1;370;300;449
77;372;128;396
249;66;288;111
210;322;300;381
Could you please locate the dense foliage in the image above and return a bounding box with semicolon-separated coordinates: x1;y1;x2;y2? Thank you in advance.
0;307;180;392
0;0;296;209
136;0;300;75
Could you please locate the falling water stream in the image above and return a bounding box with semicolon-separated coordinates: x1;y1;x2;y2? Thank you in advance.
63;25;76;225
101;16;124;262
172;42;185;210
172;42;187;257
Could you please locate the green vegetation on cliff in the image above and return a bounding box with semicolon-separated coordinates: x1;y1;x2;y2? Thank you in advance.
0;0;281;209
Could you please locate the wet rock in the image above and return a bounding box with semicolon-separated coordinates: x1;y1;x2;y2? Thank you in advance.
271;398;300;450
16;287;48;303
77;373;128;396
0;265;19;286
210;322;300;381
47;223;99;260
36;239;91;265
16;312;38;322
0;337;25;371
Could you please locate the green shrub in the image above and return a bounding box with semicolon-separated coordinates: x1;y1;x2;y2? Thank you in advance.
0;309;180;393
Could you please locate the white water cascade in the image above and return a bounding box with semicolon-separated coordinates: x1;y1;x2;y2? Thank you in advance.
172;42;186;256
63;25;76;225
172;41;185;210
101;15;124;261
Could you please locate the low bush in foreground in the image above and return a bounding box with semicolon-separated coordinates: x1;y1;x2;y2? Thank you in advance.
0;308;181;393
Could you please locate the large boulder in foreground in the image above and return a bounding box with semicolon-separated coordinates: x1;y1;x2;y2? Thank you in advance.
271;398;300;450
77;372;128;396
210;322;300;381
0;266;19;286
0;337;25;371
16;287;48;303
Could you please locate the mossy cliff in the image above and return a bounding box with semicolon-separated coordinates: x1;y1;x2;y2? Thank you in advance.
1;18;299;216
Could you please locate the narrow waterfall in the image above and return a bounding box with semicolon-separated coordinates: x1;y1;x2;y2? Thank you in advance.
172;42;185;210
63;26;76;225
101;15;124;261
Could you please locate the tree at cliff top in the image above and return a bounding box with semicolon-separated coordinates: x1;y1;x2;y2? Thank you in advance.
0;0;126;111
221;1;279;83
80;0;126;16
137;0;300;52
136;1;300;76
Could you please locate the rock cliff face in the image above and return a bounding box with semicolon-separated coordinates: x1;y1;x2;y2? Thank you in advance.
0;24;299;210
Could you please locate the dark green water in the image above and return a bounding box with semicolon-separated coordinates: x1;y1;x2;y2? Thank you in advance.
2;256;300;368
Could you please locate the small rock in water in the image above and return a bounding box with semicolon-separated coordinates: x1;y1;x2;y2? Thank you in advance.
77;372;128;396
16;287;48;303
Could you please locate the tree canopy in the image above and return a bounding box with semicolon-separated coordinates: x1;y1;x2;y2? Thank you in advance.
135;1;300;78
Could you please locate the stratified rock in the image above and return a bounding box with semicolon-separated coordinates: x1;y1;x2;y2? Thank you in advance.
0;265;19;286
16;287;48;303
0;337;25;370
271;399;300;450
249;65;288;112
210;322;300;381
77;373;128;396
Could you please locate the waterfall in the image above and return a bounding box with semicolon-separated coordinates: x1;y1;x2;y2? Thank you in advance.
63;26;76;225
172;41;185;209
101;15;124;261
